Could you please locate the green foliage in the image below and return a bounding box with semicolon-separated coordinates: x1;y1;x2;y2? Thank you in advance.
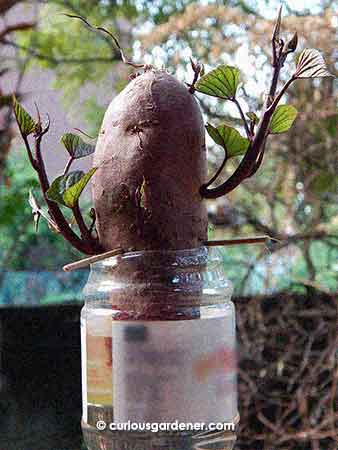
309;172;338;195
195;65;240;99
206;123;250;157
269;105;298;134
5;0;336;299
16;2;129;103
61;133;95;159
13;97;37;136
46;168;97;208
246;112;259;124
0;152;78;271
295;49;333;79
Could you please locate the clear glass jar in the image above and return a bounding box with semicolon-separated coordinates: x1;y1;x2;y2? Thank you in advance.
81;246;238;450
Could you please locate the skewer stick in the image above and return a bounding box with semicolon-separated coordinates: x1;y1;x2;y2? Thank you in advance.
205;235;280;246
63;247;124;272
63;236;279;272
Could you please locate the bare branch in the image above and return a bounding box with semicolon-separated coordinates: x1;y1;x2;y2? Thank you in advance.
1;39;119;65
63;14;145;69
0;22;35;40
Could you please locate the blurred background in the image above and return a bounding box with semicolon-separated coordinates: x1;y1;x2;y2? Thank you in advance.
0;1;337;450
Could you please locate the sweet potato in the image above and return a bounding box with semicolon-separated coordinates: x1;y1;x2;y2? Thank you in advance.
92;69;208;252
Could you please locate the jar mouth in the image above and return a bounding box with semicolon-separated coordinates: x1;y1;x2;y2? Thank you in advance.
91;246;222;270
84;246;233;305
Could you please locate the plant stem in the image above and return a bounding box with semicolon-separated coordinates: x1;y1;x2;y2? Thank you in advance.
268;76;296;112
22;135;38;170
200;9;293;199
232;98;251;138
72;202;93;242
32;134;101;254
203;151;227;188
63;156;74;175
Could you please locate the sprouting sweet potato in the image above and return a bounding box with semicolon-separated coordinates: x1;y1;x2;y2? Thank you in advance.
14;11;333;261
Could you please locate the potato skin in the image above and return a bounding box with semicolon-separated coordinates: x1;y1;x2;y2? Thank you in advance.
92;69;207;251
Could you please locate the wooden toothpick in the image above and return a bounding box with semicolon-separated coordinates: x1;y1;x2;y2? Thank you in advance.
63;247;124;272
62;236;279;272
204;235;279;247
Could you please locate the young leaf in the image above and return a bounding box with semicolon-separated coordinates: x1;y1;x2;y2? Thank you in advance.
286;32;298;53
206;123;250;158
270;105;298;134
13;97;37;136
46;176;68;206
62;168;97;207
205;123;224;147
295;49;333;79
61;133;95;159
195;65;240;99
246;112;259;125
46;168;97;208
272;5;282;43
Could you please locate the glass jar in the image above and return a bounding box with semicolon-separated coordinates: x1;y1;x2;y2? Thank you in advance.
81;246;238;450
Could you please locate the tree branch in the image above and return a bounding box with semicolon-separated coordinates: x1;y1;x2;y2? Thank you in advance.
0;22;35;40
1;39;119;65
0;0;18;15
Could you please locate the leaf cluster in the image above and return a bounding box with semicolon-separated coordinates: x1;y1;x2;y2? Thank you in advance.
13;99;98;242
194;46;333;191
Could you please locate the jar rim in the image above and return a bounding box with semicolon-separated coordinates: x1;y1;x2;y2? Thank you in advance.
91;246;223;270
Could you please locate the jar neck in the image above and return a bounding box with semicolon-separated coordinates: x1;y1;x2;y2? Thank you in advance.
83;247;233;307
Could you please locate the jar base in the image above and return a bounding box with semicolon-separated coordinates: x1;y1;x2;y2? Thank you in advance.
82;421;237;450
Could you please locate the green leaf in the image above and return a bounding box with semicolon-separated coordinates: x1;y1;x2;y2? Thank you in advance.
205;123;224;147
206;123;250;158
295;49;333;79
62;168;97;207
46;176;68;206
270;105;298;134
13;97;37;136
46;168;97;208
195;65;240;99
246;112;259;124
61;133;95;159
